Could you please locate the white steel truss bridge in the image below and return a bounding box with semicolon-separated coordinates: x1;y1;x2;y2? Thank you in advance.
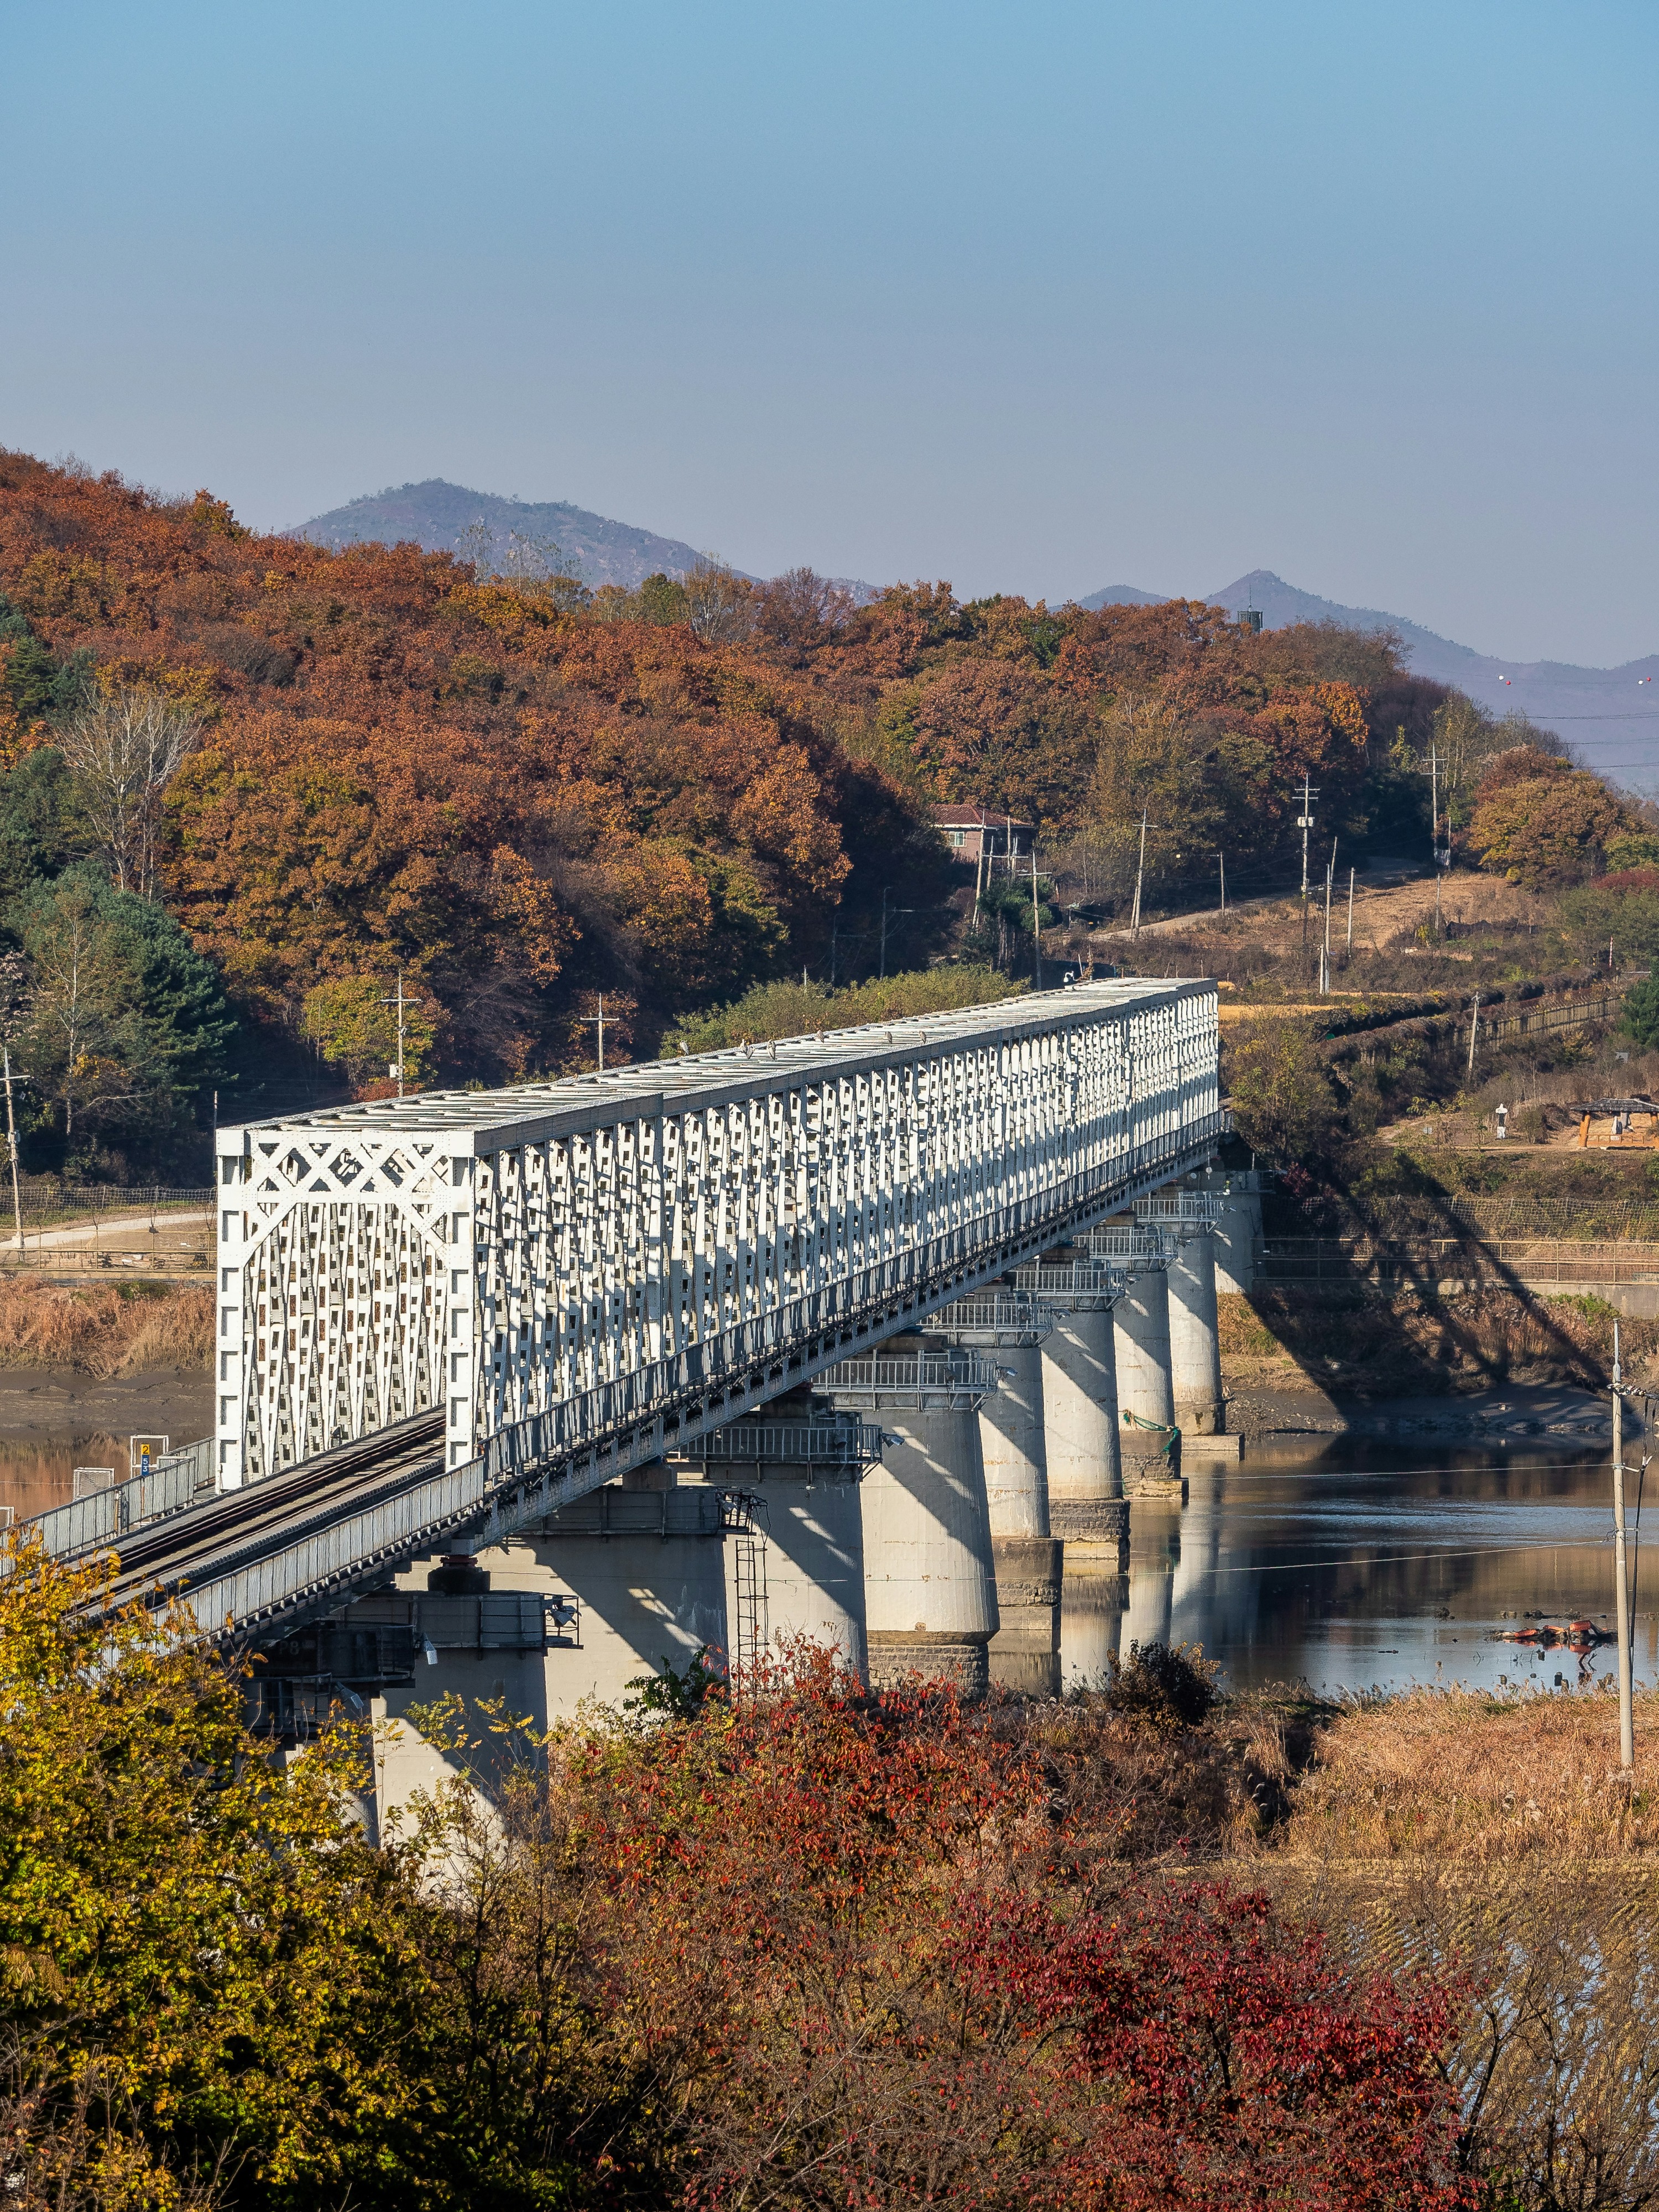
156;978;1220;1636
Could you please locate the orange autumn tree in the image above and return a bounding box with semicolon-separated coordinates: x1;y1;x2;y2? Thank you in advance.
0;453;906;1082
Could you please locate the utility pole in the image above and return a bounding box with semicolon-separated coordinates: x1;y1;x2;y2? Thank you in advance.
1131;807;1150;940
1347;865;1355;953
1293;776;1319;969
1614;1323;1635;1771
1467;992;1480;1079
1219;852;1226;916
1030;844;1042;988
380;971;416;1098
2;1047;23;1251
582;995;614;1071
880;886;890;979
1320;846;1335;995
1430;740;1444;935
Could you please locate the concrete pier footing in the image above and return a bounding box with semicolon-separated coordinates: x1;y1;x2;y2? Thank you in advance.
1167;1229;1225;1436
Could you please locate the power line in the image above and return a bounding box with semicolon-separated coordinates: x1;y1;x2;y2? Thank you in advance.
1201;1537;1614;1577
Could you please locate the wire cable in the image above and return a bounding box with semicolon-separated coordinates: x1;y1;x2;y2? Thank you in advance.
1201;1537;1614;1576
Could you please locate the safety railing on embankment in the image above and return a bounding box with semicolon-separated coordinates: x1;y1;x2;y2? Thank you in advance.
1257;1237;1659;1290
0;1183;216;1274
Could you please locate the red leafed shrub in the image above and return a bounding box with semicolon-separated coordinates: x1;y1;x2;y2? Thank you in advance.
468;1650;1475;2210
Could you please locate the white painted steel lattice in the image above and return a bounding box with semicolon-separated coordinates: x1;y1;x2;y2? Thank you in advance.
215;979;1219;1489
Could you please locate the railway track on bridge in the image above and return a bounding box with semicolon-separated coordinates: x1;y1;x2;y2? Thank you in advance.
97;1411;446;1618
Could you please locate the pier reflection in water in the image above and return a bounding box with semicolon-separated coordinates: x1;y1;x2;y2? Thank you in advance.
1063;1438;1657;1697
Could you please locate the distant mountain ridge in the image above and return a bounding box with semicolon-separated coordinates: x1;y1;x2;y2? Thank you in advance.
289;485;1658;780
1084;568;1659;778
291;479;735;592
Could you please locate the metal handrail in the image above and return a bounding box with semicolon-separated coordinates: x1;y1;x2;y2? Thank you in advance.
1135;1193;1218;1225
1014;1259;1127;1305
819;1352;996;1393
1086;1224;1176;1265
932;1293;1057;1341
19;1437;213;1561
691;1421;884;1465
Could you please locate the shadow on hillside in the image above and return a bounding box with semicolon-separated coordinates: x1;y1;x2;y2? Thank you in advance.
1246;1176;1611;1396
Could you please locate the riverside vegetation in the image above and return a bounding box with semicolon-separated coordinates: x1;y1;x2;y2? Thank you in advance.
18;1534;1659;2212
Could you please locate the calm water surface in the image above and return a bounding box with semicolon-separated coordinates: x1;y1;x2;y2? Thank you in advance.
1095;1438;1657;1697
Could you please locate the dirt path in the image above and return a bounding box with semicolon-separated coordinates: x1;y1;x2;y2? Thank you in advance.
1090;866;1551;961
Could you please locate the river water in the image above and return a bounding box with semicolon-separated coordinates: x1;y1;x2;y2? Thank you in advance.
1098;1438;1657;1697
4;1420;1648;1700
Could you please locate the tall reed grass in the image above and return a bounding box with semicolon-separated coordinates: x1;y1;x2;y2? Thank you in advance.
0;1281;213;1376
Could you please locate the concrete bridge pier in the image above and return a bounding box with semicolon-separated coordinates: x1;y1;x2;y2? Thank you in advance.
1167;1227;1225;1436
1011;1253;1131;1688
822;1340;1001;1695
507;1460;732;1719
1093;1228;1182;1498
1211;1170;1264;1295
937;1292;1062;1697
674;1392;879;1683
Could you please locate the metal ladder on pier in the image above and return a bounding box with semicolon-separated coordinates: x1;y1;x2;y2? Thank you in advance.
719;1489;769;1695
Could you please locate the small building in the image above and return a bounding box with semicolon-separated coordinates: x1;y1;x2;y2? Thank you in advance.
932;806;1035;863
1552;1097;1659;1148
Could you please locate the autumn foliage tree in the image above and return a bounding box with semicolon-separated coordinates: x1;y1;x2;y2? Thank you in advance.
411;1651;1476;2212
1468;750;1631;886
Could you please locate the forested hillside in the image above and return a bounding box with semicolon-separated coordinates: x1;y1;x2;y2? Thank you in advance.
0;448;1632;1178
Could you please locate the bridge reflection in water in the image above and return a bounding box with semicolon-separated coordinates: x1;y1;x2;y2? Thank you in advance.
1113;1434;1648;1698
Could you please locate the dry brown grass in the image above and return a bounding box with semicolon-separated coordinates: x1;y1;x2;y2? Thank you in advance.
1277;1684;1659;1864
0;1280;213;1376
1251;1692;1659;2209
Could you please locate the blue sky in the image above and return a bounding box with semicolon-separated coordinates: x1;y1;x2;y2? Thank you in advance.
2;0;1655;665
